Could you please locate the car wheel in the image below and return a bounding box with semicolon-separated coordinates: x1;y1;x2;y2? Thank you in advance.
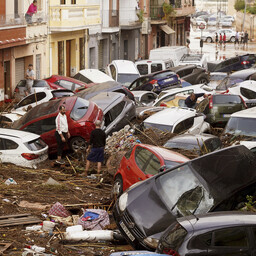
206;37;212;43
196;77;209;84
69;137;87;152
112;175;123;198
230;36;235;43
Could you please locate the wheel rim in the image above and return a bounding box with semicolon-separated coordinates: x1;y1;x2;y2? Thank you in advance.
71;138;86;151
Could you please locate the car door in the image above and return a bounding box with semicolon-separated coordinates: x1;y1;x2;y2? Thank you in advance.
181;68;195;84
0;137;21;165
208;227;251;255
129;77;152;91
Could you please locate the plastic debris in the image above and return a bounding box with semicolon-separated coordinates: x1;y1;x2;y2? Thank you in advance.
26;225;42;231
4;178;17;185
2;198;11;203
45;177;60;186
42;221;55;232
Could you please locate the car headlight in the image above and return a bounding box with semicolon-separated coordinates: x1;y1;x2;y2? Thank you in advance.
143;237;159;249
118;192;128;212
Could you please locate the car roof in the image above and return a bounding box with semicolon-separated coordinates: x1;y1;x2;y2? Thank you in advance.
88;92;124;112
139;69;176;78
78;69;114;83
178;211;256;233
144;107;196;126
169;64;198;71
231;106;256;118
165;133;218;146
0;128;39;142
139;144;189;163
111;60;139;74
47;75;86;85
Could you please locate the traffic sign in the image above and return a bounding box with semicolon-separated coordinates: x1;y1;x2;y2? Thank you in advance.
199;23;205;29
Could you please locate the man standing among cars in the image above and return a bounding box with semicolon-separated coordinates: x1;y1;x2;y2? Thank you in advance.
25;64;35;96
85;120;106;176
55;105;70;165
185;92;209;108
244;31;249;48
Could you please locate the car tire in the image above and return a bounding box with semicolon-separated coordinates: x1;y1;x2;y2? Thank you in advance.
69;137;87;152
112;175;123;198
196;76;209;84
206;37;212;43
230;36;235;43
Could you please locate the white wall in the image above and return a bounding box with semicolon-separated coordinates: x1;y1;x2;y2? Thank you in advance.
119;0;139;25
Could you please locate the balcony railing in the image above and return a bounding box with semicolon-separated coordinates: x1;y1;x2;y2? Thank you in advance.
150;6;164;20
102;10;119;28
49;5;100;30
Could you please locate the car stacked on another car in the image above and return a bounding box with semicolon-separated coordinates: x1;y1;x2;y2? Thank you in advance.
178;54;208;69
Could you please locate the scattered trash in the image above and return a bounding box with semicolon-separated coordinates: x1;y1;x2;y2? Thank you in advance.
42;221;55;232
26;225;42;231
4;178;17;185
65;229;115;241
2;198;11;203
19;201;50;210
45;177;60;186
0;213;41;227
48;202;71;218
66;225;83;235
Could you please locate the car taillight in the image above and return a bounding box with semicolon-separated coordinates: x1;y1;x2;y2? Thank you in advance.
163;249;180;256
209;96;213;109
160;102;167;107
241;61;249;65
149;79;158;85
21;153;39;160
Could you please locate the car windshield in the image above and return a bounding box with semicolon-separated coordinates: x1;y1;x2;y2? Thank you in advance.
117;74;140;87
70;97;89;121
224;117;256;137
213;95;242;104
156;164;214;217
216;77;243;90
165;160;183;169
165;141;200;152
210;74;227;81
144;122;173;132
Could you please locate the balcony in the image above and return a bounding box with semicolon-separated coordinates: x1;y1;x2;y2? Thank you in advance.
102;10;119;30
174;0;195;17
150;6;165;21
49;5;101;32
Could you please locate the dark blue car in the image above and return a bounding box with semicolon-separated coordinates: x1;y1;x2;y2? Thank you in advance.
128;70;181;94
207;54;256;73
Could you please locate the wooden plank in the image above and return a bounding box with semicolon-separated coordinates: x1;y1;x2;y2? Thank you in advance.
0;213;30;220
0;219;41;227
0;242;12;254
0;217;40;225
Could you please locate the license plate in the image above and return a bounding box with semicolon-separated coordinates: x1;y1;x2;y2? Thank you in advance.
223;114;231;118
120;221;135;241
164;77;174;83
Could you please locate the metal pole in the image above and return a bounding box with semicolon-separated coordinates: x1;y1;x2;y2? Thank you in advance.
201;28;202;54
242;0;247;32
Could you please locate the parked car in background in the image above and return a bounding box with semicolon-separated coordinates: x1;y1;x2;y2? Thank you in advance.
73;69;114;84
13;90;74;115
0;113;23;128
245;99;256;108
12;96;103;154
164;133;222;155
229;66;256;81
192;11;209;18
113;145;256;250
207;54;256;73
88;92;136;135
44;75;93;92
106;60;140;87
178;54;208;69
219;17;232;27
14;80;50;101
135;59;174;75
129;70;181;93
158;94;201;108
196;94;247;126
192;17;207;26
226;80;256;101
76;81;134;101
169;65;210;84
143;107;210;134
132;91;158;106
157;212;256;255
202;29;236;43
0;128;48;168
207;16;217;26
208;72;228;89
112;144;189;197
215;76;243;92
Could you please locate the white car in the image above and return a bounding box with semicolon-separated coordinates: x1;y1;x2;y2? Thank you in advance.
227;80;256;101
219;18;232;27
192;17;207;26
73;69;114;84
153;84;214;106
13;89;74;115
202;29;236;43
132;91;158;106
143;107;210;134
178;54;208;69
106;60;140;88
0;128;48;168
207;16;217;26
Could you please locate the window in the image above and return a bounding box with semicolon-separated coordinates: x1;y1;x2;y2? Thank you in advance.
188;232;212;249
182;68;193;77
213;228;248;247
151;64;162;73
0;138;19;150
141;93;157;104
137;64;148;75
204;138;222;153
135;147;151;172
178;99;186;107
71;0;76;4
33;80;49;88
70;97;89;121
112;0;117;16
73;74;93;84
183;117;194;130
17;92;46;108
154;71;175;79
109;65;116;80
146;154;160;175
60;0;66;4
23;117;56;135
58;80;74;90
52;91;74;98
109;101;125;121
124;148;133;159
25;138;47;151
241;87;256;99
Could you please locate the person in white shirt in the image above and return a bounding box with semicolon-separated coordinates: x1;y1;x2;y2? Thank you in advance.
55;105;70;164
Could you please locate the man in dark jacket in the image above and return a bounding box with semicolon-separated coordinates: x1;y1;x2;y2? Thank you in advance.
185;92;208;108
85;120;106;175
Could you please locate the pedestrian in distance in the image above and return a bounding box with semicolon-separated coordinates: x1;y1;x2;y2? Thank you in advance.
223;32;226;48
185;92;209;109
215;32;218;48
240;30;244;45
219;33;223;49
55;105;70;165
25;0;37;24
25;64;35;96
235;31;239;49
244;31;249;48
85;120;106;176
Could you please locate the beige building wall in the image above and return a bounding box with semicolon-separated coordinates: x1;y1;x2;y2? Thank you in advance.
227;0;236;16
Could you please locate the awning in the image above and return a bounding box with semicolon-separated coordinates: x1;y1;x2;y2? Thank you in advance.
160;25;175;34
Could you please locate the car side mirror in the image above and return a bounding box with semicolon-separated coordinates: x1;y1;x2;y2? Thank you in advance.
159;165;166;172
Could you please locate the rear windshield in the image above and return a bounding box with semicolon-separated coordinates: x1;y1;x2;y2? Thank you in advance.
180;55;202;62
52;91;74;98
165;141;200;151
70;97;90;121
154;71;175;79
117;74;140;87
34;80;49;88
25;138;47;151
137;64;148;75
13;100;61;128
224;117;256;137
213;95;242;104
144;122;173;132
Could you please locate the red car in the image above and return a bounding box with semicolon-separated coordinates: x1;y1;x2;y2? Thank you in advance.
12;96;103;154
44;75;94;92
112;144;189;197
